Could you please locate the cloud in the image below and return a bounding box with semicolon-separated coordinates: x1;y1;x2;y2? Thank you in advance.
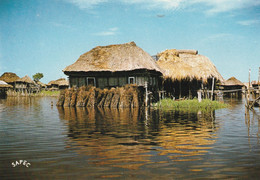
121;0;184;10
64;0;260;14
237;19;260;26
93;27;119;36
190;0;260;14
64;0;108;9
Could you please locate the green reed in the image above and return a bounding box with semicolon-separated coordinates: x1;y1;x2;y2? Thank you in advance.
154;98;229;112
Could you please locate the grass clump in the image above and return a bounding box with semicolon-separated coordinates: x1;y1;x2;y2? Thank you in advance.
154;98;229;112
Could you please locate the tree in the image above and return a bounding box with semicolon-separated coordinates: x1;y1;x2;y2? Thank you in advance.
33;73;44;82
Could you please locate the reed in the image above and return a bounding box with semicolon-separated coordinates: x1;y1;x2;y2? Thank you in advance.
154;98;229;111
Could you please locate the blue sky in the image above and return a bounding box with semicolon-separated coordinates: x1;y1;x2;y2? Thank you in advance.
0;0;259;83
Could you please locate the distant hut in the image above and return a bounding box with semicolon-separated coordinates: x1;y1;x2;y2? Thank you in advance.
252;81;260;89
63;42;163;92
220;77;245;97
37;81;47;89
156;49;224;99
47;78;69;90
0;72;20;87
0;80;13;97
14;75;36;93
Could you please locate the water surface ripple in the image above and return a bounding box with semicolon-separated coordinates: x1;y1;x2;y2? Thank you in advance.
0;97;260;179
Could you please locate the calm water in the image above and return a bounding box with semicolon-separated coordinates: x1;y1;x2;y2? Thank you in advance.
1;97;260;179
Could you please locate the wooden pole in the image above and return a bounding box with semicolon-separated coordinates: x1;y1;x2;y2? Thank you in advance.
145;81;148;107
211;77;215;101
257;67;260;90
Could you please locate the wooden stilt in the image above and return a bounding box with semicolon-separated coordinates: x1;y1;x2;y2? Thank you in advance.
211;77;215;101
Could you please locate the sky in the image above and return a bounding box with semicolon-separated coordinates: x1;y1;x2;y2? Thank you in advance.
0;0;259;84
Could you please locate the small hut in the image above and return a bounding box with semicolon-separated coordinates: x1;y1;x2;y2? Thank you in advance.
0;72;20;87
0;80;13;97
252;81;260;90
63;42;163;92
220;77;245;97
47;78;69;90
156;49;224;99
14;75;36;93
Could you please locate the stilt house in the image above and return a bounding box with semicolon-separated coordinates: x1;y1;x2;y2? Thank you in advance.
0;80;12;97
63;42;163;92
156;49;224;99
14;75;36;93
0;72;20;87
220;77;245;97
47;78;69;90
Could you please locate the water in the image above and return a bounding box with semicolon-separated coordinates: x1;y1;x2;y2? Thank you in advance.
0;97;260;179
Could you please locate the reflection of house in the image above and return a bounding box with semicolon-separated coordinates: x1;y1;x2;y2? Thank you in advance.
47;78;69;90
14;75;36;93
220;77;245;97
0;72;20;87
0;80;13;97
156;49;224;99
63;42;162;92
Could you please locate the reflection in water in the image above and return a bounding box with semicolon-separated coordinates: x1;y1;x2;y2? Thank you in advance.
2;97;260;179
57;107;217;170
245;108;260;145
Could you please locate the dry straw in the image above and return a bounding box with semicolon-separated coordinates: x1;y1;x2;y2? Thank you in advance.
0;72;20;83
156;49;224;83
63;41;162;74
15;75;35;84
222;77;244;86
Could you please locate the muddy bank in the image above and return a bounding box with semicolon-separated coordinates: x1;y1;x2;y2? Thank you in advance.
56;85;145;108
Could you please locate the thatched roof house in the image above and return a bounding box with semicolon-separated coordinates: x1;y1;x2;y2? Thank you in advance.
156;49;224;98
37;81;46;88
47;78;69;90
156;49;224;82
15;75;35;84
220;77;245;97
252;80;260;88
0;80;12;97
63;42;162;90
0;80;13;88
0;72;20;85
14;75;36;92
222;77;244;87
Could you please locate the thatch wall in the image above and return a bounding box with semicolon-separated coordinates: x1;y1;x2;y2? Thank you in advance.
57;85;144;108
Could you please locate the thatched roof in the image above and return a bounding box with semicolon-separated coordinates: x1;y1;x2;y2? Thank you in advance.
37;81;46;87
63;42;162;74
222;77;244;86
252;80;260;86
48;78;69;86
15;75;35;84
0;72;20;83
156;49;224;82
0;80;13;88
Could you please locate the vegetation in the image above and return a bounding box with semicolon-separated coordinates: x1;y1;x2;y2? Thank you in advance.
38;90;60;97
154;98;229;112
6;90;60;97
33;73;44;82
